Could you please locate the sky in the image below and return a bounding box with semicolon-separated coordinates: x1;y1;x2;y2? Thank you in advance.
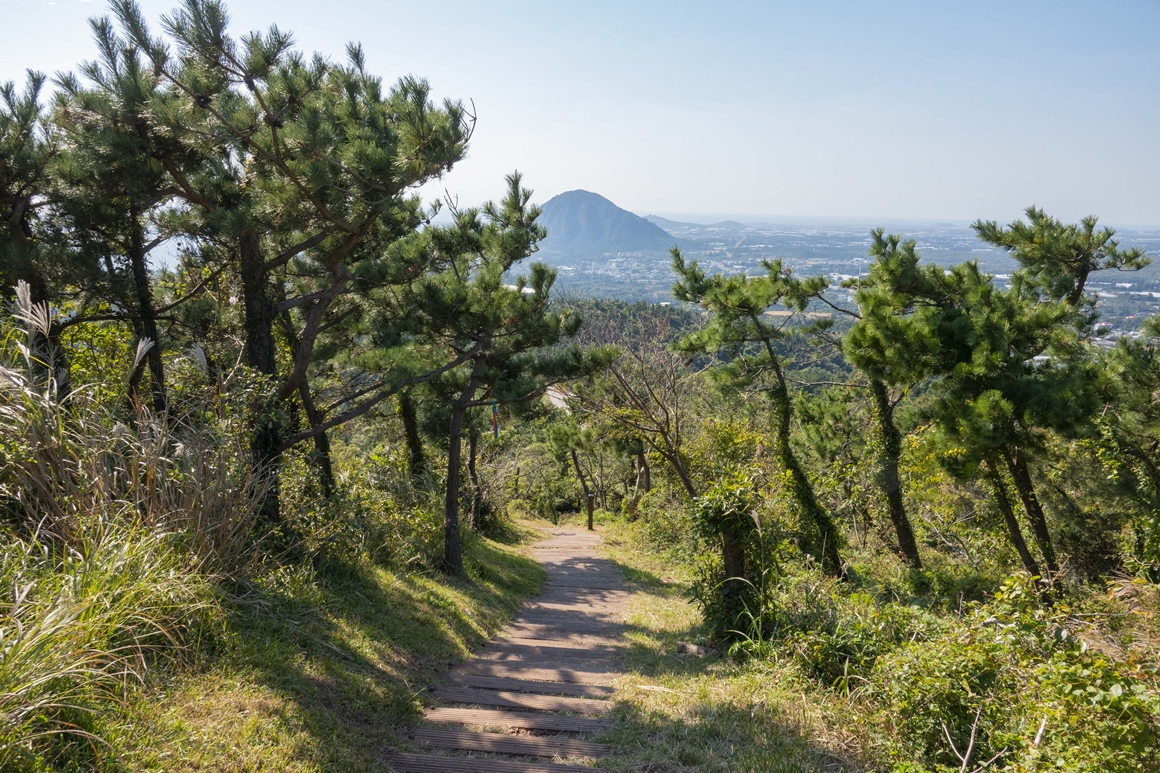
3;0;1159;226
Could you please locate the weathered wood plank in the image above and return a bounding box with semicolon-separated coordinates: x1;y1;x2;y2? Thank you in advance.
451;661;619;685
494;635;623;648
474;651;617;669
544;582;625;590
387;752;595;772
424;706;611;732
511;613;623;628
411;728;611;758
443;673;616;698
432;686;610;715
483;641;623;659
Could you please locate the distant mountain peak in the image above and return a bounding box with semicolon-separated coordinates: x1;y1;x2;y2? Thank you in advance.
538;191;676;256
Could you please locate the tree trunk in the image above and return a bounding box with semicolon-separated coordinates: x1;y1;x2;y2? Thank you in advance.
636;445;651;493
869;380;922;569
239;228;282;525
281;307;335;497
468;425;484;531
444;358;485;574
570;447;591;500
127;208;166;414
399;390;426;477
767;355;843;577
445;400;467;574
298;380;336;497
986;461;1041;577
1006;450;1059;577
721;519;748;582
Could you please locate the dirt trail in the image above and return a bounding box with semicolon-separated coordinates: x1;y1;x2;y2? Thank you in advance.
388;528;628;772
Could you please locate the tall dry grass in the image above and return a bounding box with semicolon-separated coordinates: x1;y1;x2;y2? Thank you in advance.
0;281;264;767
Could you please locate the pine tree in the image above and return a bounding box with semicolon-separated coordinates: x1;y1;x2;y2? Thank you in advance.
974;206;1148;306
0;72;67;386
52;19;188;414
118;0;470;522
672;251;844;577
809;230;952;570
387;174;614;573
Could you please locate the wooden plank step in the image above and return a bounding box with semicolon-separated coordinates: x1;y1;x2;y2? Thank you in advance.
444;673;616;698
479;649;620;664
484;642;623;658
432;686;610;715
544;581;625;590
527;601;624;611
513;613;623;626
452;661;619;685
388;752;595;772
424;706;611;733
530;592;627;602
412;727;611;758
471;656;616;672
505;624;623;639
495;635;623;648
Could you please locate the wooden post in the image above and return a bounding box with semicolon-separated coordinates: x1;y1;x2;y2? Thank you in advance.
586;493;595;531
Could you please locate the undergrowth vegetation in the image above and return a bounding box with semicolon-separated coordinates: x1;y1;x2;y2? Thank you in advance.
0;282;543;770
596;495;1160;772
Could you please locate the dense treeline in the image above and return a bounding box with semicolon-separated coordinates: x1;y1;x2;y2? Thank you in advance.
2;1;1159;770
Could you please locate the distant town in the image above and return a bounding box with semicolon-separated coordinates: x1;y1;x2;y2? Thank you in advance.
533;191;1160;337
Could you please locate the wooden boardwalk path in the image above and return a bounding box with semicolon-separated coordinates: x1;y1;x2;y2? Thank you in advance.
389;528;628;772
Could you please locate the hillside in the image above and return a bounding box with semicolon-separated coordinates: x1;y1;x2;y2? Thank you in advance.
538;190;676;256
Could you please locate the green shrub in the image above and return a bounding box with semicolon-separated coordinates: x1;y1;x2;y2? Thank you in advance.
628;488;698;560
869;574;1160;772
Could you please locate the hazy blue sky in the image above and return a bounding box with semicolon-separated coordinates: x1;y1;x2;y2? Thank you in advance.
4;1;1159;225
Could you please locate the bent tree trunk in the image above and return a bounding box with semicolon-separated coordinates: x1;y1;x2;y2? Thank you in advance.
283;309;335;497
986;461;1041;578
766;356;843;577
869;380;922;569
298;380;336;497
570;447;591;502
1006;449;1059;577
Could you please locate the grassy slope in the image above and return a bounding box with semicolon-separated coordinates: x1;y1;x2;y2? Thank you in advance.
116;526;545;772
576;514;864;773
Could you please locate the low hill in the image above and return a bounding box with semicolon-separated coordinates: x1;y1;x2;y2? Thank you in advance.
538;190;676;257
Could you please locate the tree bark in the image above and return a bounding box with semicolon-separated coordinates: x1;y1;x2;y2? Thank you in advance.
869;380;922;569
721;518;748;582
399;390;426;477
444;357;486;574
239;228;282;525
281;306;335;497
468;425;484;531
636;445;651;494
127;207;166;414
986;461;1041;577
1006;449;1059;577
298;380;336;497
764;347;843;577
570;447;591;500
